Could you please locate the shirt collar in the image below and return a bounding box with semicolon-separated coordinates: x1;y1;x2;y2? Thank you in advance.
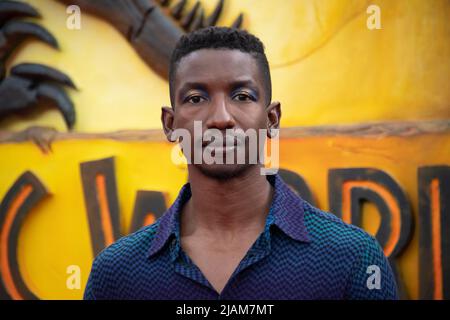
147;174;311;258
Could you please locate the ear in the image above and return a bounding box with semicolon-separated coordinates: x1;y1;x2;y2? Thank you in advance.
161;106;176;142
266;101;281;138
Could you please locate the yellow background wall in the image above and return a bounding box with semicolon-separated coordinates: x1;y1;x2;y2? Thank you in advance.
0;0;448;131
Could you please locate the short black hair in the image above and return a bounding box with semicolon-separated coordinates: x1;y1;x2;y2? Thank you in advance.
169;26;272;107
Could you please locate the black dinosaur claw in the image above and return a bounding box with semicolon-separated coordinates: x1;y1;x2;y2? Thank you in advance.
2;20;58;48
0;2;76;130
0;63;76;130
37;83;75;129
205;0;223;27
11;63;76;89
171;0;187;20
0;1;59;61
189;7;204;32
231;13;243;29
0;0;40;25
181;1;200;30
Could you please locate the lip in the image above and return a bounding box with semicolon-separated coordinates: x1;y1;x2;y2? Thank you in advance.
204;145;237;153
201;135;244;149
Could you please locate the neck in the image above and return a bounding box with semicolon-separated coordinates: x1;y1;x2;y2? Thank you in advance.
181;165;273;239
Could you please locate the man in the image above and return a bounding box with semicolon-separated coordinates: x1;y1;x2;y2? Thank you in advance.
84;27;398;299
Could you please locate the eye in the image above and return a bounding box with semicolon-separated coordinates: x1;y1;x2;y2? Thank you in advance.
233;92;254;102
185;95;206;104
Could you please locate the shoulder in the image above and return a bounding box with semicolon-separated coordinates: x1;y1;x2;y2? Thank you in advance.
84;221;161;299
302;200;382;257
301;200;398;298
94;221;160;266
87;221;160;283
302;200;375;242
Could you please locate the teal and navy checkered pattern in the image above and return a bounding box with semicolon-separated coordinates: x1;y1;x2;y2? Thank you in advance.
84;174;398;299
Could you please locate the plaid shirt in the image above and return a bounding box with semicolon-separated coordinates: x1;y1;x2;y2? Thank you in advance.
84;174;398;299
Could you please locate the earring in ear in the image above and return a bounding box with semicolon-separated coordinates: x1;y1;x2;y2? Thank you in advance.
268;128;279;138
167;130;176;142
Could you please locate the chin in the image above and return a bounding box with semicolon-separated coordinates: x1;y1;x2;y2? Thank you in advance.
195;163;254;181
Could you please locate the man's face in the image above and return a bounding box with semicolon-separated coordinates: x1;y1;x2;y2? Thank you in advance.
162;49;280;179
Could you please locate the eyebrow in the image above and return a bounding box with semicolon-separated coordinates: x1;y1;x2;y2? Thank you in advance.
177;82;208;102
230;80;260;95
177;79;260;101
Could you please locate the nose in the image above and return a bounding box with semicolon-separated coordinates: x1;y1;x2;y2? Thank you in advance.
205;96;236;130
